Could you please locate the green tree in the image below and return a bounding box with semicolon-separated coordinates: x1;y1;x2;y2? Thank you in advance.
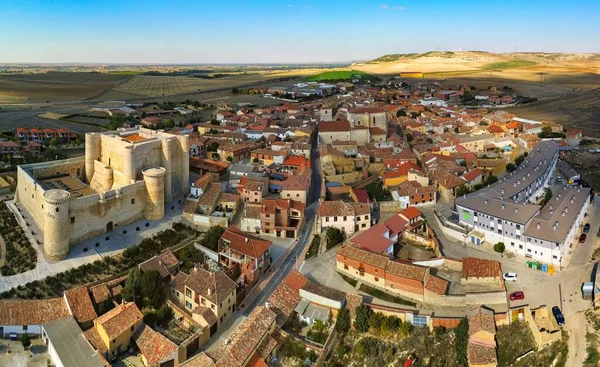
252;157;260;165
485;175;499;185
48;137;60;147
543;188;553;204
325;227;344;249
201;226;225;251
506;163;516;173
140;270;165;309
226;156;233;163
165;119;175;129
494;242;505;254
456;185;471;197
396;110;407;117
368;312;385;331
178;245;205;272
156;304;172;327
210;119;221;126
454;127;460;133
335;307;351;334
123;268;142;305
426;137;433;144
455;318;469;367
410;112;420;118
381;315;400;334
515;154;525;166
405;133;413;143
355;304;372;332
20;333;31;349
212;153;220;160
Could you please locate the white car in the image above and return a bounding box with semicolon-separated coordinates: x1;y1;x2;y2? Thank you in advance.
503;272;518;282
556;176;563;182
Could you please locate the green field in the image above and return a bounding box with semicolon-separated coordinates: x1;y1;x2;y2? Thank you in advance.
305;70;372;81
368;54;417;63
480;59;537;71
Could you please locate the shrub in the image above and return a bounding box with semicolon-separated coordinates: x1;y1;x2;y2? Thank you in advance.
355;304;372;332
455;319;469;367
336;307;351;334
494;242;505;254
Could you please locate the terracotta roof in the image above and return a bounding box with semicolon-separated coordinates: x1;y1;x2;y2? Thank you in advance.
64;287;98;323
302;281;346;302
84;327;108;354
184;268;237;305
385;260;427;282
318;120;351;133
171;271;189;294
244;203;262;219
134;325;179;366
468;343;497;366
0;298;69;326
283;155;310;168
246;352;268;367
283;269;308;291
267;281;301;327
94;302;143;340
122;134;146;143
433;168;466;189
179;353;216;367
240;177;268;192
89;284;111;305
400;207;422;221
221;225;272;259
350;224;394;254
369;126;387;135
425;275;448;295
467;307;496;336
349;107;386;114
462;257;501;279
281;170;310;191
337;244;389;270
318;201;369;217
227;306;277;365
139;250;179;278
198;182;223;207
383;214;408;236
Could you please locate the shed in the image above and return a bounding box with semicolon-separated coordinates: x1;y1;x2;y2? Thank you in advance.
583;282;594;300
294;299;330;325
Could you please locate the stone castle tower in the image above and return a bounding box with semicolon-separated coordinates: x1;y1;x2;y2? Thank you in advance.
43;189;71;261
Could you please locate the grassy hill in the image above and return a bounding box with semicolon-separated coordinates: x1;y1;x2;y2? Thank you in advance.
305;70;372;82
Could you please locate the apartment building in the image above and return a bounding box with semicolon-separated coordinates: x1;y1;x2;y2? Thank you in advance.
261;198;305;238
219;225;272;286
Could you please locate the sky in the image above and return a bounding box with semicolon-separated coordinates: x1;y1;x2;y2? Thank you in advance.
1;0;599;64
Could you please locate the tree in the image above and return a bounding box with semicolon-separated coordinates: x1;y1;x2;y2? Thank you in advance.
523;151;529;157
485;175;498;185
123;268;142;305
405;133;413;143
226;156;233;163
20;333;31;349
165;119;175;129
494;242;505;254
381;315;400;334
454;127;460;133
426;137;433;144
140;270;165;309
506;163;516;173
325;227;344;249
210;119;221;126
410;112;420;118
48;137;60;147
543;188;553;204
178;245;205;272
201;226;225;251
252;157;260;165
396;110;407;117
335;307;351;334
515;154;525;166
456;185;471;197
455;318;469;367
368;312;385;331
459;160;467;167
354;304;372;332
156;304;172;327
212;153;220;160
479;121;489;126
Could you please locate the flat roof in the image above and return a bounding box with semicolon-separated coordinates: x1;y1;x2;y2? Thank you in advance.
39;175;96;198
42;316;106;367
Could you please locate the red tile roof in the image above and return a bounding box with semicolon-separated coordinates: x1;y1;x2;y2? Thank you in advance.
350;224;393;254
383;214;408;237
134;324;178;366
94;302;143;340
0;298;69;326
318;120;351;132
221;225;272;259
425;275;448;295
400;207;422;221
462;257;501;280
463;168;484;183
184;268;237;304
64;287;98;323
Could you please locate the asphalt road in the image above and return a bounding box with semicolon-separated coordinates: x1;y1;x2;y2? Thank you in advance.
242;140;321;316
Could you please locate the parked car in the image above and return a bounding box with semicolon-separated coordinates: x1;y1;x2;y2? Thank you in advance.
580;233;587;243
503;272;518;282
509;291;525;301
552;306;565;326
556;176;563;182
584;223;591;233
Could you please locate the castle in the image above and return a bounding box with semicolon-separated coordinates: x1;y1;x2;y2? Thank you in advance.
15;127;189;261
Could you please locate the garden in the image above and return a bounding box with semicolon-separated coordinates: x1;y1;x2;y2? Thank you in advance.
0;202;37;275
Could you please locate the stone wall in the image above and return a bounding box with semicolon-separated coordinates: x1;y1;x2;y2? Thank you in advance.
379;200;404;213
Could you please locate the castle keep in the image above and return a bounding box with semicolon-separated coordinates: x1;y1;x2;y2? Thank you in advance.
15;127;189;260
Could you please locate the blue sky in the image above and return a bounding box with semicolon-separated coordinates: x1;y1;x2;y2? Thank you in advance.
1;0;599;63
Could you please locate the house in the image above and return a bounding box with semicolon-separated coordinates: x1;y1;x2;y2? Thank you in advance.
280;168;311;204
238;176;269;203
519;133;541;150
63;287;98;326
41;316;107;367
251;148;287;165
261;198;305;238
432;168;467;201
189;157;229;177
190;172;219;197
83;302;144;359
462;168;484;188
138;250;180;280
219;225;273;287
283;155;311;171
0;298;70;338
170;267;237;335
350;223;396;255
266;270;309;327
295;299;330;326
392;181;437;208
241;203;262;234
317;201;371;235
318;120;352;144
141;117;162;128
467;307;497;367
134;324;180;367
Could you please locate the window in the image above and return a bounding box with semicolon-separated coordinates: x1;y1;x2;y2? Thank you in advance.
71;217;75;224
497;229;502;234
516;224;521;230
362;223;366;228
185;301;192;309
131;198;135;205
201;298;206;305
334;217;338;222
56;207;59;213
519;245;523;249
413;315;428;327
343;216;347;221
211;304;215;310
325;217;329;222
186;289;192;298
511;242;514;247
344;264;348;270
23;325;28;331
527;249;532;253
374;277;379;282
131;326;134;332
553;255;558;259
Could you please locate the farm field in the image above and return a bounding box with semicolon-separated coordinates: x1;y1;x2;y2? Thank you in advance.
113;73;299;97
0;72;128;103
304;70;372;81
0;110;105;135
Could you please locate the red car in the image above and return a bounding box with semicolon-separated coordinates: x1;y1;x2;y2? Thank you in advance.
510;291;525;301
580;234;587;243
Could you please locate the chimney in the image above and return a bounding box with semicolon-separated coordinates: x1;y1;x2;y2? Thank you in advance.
549;204;553;210
536;223;541;230
245;237;249;242
501;204;505;210
515;208;518;214
484;199;488;204
208;288;213;296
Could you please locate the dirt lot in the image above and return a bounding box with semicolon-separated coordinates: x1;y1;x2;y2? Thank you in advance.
0;72;129;103
562;149;600;191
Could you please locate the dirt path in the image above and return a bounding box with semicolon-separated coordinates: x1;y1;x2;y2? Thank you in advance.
565;311;587;367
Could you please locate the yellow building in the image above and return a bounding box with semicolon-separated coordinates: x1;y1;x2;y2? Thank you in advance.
171;267;237;337
84;302;144;358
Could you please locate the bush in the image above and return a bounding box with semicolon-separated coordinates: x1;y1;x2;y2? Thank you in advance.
305;235;320;259
497;320;535;367
325;227;344;249
494;242;505;254
506;163;517;173
355;304;372;332
455;319;469;367
336;307;351;334
200;226;225;251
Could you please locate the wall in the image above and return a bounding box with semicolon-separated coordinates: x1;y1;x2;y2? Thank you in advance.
379;200;404;213
68;182;147;246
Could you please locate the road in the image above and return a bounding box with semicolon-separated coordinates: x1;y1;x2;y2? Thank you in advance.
242;141;321;315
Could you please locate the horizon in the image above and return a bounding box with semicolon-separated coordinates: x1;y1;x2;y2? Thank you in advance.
1;0;599;64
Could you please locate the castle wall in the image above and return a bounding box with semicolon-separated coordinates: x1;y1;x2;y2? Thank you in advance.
89;160;114;193
67;181;147;245
15;166;47;231
43;190;71;260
